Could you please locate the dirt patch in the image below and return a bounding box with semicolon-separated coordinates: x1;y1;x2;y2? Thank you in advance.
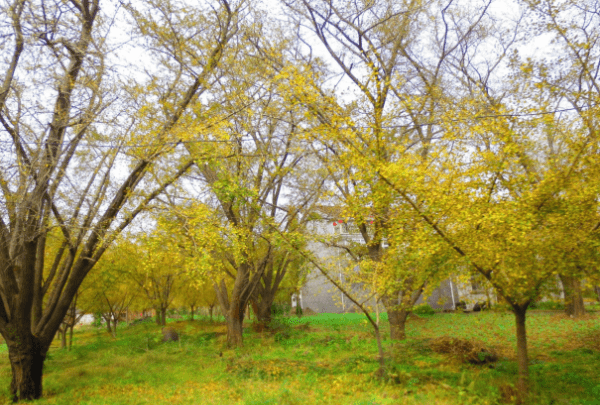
302;307;317;316
582;330;600;352
549;313;598;322
430;336;498;365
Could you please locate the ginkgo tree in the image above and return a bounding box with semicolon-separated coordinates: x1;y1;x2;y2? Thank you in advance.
0;0;244;400
280;0;493;340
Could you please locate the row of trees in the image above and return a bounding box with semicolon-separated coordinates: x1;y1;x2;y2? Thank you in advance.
1;0;600;402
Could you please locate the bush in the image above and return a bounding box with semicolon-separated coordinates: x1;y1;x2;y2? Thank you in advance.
271;302;291;317
92;313;103;328
412;304;435;316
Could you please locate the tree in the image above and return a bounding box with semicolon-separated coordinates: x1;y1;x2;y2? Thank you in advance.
280;0;493;340
167;26;325;345
0;0;242;400
128;229;185;327
83;242;139;336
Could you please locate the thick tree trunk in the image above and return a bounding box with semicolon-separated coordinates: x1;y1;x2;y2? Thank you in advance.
190;305;195;321
226;311;244;347
381;289;419;341
560;275;585;317
514;306;529;404
389;308;409;340
250;299;272;332
6;338;48;401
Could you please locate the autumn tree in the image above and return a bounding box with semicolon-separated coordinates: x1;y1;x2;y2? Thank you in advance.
370;7;600;401
0;0;243;400
83;242;139;335
281;0;492;340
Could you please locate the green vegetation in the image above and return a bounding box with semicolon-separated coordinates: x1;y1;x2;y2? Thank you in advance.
0;311;597;405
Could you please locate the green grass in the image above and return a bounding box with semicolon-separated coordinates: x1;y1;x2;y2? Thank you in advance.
0;310;598;404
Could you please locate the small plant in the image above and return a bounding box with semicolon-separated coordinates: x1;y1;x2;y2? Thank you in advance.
92;313;103;328
412;304;435;316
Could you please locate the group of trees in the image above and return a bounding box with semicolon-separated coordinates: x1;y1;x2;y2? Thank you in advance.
1;0;600;402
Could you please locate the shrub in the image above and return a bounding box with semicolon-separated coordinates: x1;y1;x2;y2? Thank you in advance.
162;327;179;342
271;302;291;317
412;304;435;316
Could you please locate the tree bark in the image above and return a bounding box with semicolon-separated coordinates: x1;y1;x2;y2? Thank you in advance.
226;311;244;347
160;307;167;326
155;308;162;326
190;305;195;321
514;305;529;404
250;298;272;332
560;275;585;317
105;316;112;334
381;286;422;341
60;327;67;349
209;305;214;322
6;337;48;401
68;324;74;351
595;286;600;303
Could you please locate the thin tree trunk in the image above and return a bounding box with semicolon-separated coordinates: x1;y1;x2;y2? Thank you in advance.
514;306;529;404
60;327;67;349
161;307;167;326
105;316;112;334
155;308;161;325
596;286;600;303
6;337;48;401
209;305;213;322
190;305;195;321
112;319;118;336
373;325;386;378
68;324;74;351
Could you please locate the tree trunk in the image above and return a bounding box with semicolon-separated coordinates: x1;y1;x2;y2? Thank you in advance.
381;293;410;341
190;305;195;321
112;319;118;336
596;286;600;303
560;275;585;317
226;312;244;347
209;305;213;322
105;316;112;334
68;324;74;351
514;306;529;404
60;327;67;349
6;337;48;401
250;299;272;332
155;308;161;325
373;325;386;379
160;307;167;326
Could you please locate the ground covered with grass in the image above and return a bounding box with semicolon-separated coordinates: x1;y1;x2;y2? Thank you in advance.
0;310;599;404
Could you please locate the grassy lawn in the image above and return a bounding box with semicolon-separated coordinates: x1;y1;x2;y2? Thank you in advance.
0;311;598;405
